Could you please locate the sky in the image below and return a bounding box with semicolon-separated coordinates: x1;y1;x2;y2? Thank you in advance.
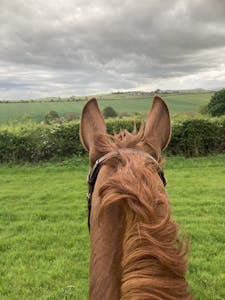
0;0;225;99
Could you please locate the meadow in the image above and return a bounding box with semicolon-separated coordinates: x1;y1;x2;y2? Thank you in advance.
0;155;225;299
0;92;213;124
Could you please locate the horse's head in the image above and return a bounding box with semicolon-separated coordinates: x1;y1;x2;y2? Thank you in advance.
80;96;171;167
79;97;192;300
80;96;172;233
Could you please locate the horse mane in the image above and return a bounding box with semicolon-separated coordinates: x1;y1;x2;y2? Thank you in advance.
94;126;193;299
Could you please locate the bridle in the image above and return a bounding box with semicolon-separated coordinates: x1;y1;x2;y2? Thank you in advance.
87;148;167;231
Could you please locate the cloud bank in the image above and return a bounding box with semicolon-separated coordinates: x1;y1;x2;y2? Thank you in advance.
0;0;225;99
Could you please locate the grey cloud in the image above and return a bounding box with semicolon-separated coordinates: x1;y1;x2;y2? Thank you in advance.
0;0;225;99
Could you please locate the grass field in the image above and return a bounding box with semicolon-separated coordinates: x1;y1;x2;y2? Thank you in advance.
0;155;225;299
0;92;213;124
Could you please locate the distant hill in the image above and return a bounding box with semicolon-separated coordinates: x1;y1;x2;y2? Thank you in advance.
112;88;215;95
0;91;214;125
0;88;215;103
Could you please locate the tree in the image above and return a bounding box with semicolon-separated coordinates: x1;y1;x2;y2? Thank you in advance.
102;106;118;118
65;112;79;121
45;111;60;124
208;89;225;116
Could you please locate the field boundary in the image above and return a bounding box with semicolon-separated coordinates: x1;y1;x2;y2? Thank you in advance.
0;117;225;163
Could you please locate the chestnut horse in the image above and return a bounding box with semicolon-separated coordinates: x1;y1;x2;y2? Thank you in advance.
80;96;193;300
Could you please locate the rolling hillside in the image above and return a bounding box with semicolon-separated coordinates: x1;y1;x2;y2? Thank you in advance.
0;92;213;124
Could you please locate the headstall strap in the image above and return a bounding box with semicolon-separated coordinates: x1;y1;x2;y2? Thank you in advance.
87;149;167;231
87;158;103;231
87;152;117;231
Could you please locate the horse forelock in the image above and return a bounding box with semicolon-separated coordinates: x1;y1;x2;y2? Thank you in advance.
93;124;161;162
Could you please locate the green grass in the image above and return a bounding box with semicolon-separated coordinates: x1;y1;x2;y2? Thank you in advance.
0;92;213;124
0;157;89;300
166;155;225;300
0;155;225;299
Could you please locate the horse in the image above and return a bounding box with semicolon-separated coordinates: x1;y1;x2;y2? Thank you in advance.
80;96;193;300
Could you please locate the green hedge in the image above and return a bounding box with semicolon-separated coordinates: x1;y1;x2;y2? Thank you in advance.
0;123;84;163
0;118;225;163
167;119;225;156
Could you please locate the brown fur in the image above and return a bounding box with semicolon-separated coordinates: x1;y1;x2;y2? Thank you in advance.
95;128;193;299
94;125;162;165
80;97;193;299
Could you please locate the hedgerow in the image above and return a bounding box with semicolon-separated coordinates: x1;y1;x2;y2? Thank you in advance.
0;123;84;163
0;118;225;163
167;119;225;156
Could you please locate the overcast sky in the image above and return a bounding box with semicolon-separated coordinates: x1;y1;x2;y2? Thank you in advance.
1;0;225;99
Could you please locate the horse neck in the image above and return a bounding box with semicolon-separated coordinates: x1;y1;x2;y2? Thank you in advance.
89;186;124;300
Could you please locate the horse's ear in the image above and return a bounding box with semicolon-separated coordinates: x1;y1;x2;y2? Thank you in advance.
143;96;171;153
80;98;106;163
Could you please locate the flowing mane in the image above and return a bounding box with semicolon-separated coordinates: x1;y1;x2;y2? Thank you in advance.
80;97;193;299
96;130;192;299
